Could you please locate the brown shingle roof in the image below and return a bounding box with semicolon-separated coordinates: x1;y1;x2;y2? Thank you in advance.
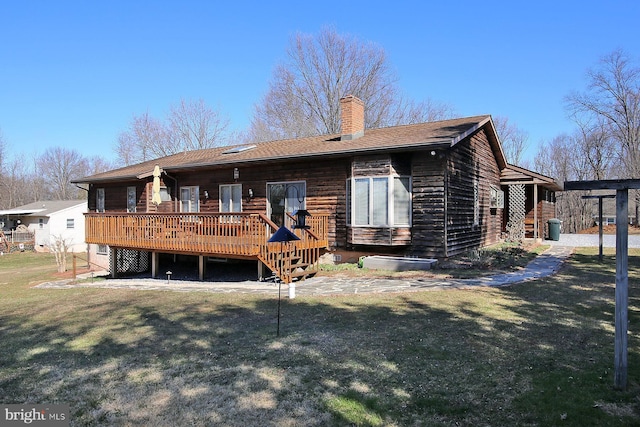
74;115;495;183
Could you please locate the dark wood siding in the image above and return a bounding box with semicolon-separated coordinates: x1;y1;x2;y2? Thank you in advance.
410;151;447;257
89;159;349;250
444;129;503;257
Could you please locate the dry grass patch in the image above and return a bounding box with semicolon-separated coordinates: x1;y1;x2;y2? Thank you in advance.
1;250;640;425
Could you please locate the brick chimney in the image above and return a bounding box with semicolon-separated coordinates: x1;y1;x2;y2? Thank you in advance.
340;95;365;140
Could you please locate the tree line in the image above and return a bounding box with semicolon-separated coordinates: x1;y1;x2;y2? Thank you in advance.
1;28;638;232
535;49;640;232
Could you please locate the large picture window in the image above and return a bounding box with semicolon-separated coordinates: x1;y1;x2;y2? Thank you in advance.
347;176;411;226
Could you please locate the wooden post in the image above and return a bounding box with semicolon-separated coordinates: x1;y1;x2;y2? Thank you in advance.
151;252;159;278
110;247;117;278
599;196;604;262
199;255;206;281
566;180;640;391
615;189;629;390
72;254;77;279
582;194;615;263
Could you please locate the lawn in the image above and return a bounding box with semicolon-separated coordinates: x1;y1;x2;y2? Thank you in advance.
1;249;640;426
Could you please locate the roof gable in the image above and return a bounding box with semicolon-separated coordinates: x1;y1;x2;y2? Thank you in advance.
500;164;562;191
0;200;87;217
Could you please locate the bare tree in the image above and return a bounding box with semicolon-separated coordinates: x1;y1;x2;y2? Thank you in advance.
168;99;230;151
0;153;32;209
115;112;168;166
36;147;87;200
116;100;230;166
535;134;593;232
493;116;529;166
48;234;71;272
574;117;617;180
0;129;6;175
566;49;640;222
248;27;454;142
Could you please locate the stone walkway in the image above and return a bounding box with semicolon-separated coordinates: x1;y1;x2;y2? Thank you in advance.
35;245;574;296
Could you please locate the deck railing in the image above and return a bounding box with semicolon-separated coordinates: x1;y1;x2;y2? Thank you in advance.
85;212;329;259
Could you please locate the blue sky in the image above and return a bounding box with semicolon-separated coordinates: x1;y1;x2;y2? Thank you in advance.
1;0;639;165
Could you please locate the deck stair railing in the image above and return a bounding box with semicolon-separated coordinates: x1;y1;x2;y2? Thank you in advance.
256;213;324;283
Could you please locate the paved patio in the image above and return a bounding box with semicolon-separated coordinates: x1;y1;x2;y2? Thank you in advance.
36;245;575;296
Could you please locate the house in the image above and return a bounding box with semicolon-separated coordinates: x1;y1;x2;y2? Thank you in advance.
73;95;559;282
588;189;636;227
0;200;88;252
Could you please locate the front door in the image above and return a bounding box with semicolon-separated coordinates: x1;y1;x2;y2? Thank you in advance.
267;181;306;227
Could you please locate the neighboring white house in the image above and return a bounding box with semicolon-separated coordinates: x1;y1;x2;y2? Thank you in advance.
0;200;88;252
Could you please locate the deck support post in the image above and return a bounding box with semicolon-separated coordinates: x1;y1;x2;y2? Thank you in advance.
257;260;267;281
199;255;206;281
151;252;159;278
109;247;117;278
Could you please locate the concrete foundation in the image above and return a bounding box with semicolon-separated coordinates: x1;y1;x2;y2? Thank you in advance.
362;255;437;272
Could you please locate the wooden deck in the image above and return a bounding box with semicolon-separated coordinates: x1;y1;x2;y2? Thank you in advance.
85;212;329;282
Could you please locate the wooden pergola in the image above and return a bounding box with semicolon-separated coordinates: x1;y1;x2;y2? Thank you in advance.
564;179;640;390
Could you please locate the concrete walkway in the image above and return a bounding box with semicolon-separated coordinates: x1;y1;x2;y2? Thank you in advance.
36;245;574;296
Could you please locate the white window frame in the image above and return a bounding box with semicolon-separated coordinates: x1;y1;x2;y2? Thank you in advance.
347;175;412;227
219;184;243;213
266;181;306;218
180;186;200;213
490;185;505;209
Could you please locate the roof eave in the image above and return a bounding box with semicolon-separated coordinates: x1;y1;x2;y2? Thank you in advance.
73;140;454;183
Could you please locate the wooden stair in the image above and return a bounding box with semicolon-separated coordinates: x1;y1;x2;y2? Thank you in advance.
258;240;322;284
256;214;324;284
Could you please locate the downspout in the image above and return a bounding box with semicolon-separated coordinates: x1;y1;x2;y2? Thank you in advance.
533;184;538;239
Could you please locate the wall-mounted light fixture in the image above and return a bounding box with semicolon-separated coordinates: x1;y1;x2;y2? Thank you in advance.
248;188;254;199
233;168;239;180
203;190;209;200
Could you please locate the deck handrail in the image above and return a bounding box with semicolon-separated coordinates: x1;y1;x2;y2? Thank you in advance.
84;212;329;258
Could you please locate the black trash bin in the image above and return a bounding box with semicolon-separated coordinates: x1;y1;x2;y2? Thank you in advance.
548;218;561;241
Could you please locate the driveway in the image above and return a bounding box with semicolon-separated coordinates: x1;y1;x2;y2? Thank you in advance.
546;233;640;248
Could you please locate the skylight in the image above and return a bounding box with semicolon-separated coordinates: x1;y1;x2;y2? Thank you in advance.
222;144;256;154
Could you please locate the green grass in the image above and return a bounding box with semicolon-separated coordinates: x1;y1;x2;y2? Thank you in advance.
1;249;640;425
